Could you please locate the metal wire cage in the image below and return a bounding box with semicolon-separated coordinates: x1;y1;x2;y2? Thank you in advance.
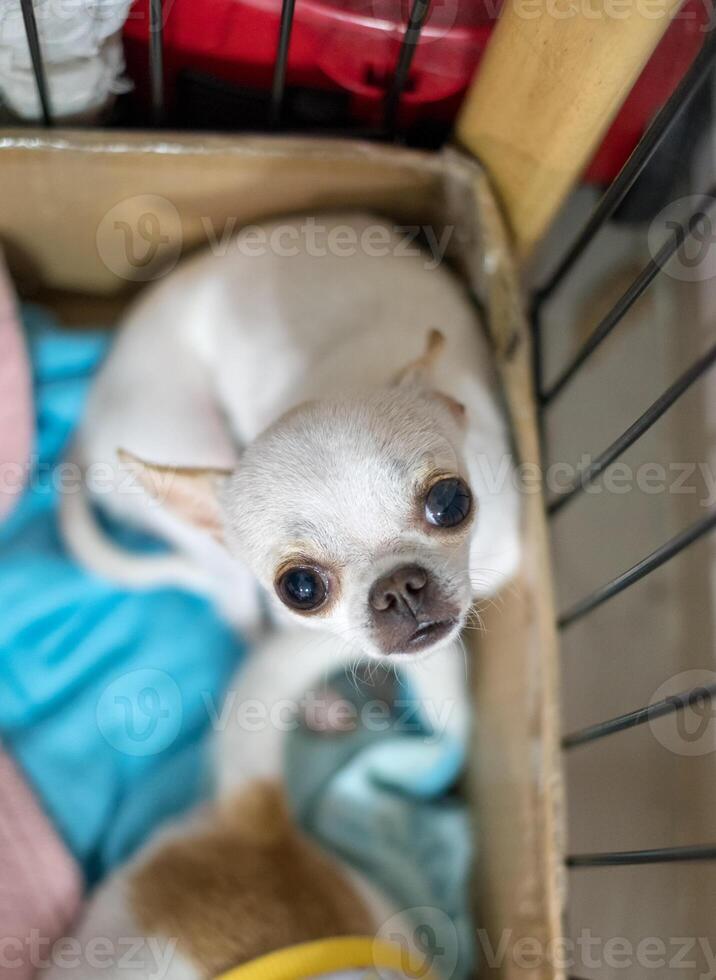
11;0;716;974
533;32;716;849
17;0;433;136
528;26;716;980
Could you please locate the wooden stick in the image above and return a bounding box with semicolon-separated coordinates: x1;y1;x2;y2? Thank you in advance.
456;1;683;259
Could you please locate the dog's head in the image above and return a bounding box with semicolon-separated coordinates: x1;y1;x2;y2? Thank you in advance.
121;331;477;659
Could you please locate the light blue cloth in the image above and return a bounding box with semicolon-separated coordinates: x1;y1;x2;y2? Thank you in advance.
0;308;244;884
286;672;474;980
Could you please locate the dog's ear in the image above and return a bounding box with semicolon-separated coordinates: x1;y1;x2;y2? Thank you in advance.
393;328;446;386
118;449;232;542
393;328;466;422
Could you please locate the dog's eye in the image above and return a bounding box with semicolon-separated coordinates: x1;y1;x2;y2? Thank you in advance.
276;566;328;611
424;477;472;528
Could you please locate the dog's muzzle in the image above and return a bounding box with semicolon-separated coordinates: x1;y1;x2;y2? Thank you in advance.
368;564;460;656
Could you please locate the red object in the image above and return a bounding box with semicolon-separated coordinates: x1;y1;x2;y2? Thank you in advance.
585;0;707;182
123;0;494;129
123;0;708;181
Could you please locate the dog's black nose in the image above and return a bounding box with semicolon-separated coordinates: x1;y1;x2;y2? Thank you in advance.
369;564;460;655
369;564;428;615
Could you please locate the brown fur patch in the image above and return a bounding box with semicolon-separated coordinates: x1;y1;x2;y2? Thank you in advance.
130;783;375;978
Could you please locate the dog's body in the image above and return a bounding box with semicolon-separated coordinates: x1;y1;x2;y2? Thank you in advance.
63;213;519;655
44;788;399;980
43;628;464;980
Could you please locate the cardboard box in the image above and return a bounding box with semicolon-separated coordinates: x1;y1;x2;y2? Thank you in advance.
0;130;564;980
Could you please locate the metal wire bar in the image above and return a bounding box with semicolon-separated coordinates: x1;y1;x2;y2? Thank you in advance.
533;32;716;307
533;305;548;455
568;844;716;868
558;510;716;630
149;0;165;124
270;0;297;126
541;191;716;406
563;682;716;749
385;0;431;136
548;339;716;516
20;0;52;126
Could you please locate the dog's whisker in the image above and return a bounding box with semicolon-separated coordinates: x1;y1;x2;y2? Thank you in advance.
466;569;521;603
456;635;469;682
466;575;518;603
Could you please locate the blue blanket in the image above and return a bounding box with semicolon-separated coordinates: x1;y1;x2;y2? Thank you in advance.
287;671;474;980
0;308;244;884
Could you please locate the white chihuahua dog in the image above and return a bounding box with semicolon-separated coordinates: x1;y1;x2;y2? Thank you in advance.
62;213;519;658
43;628;465;980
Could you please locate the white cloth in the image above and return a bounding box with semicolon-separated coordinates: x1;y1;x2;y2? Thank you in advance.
0;0;133;119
